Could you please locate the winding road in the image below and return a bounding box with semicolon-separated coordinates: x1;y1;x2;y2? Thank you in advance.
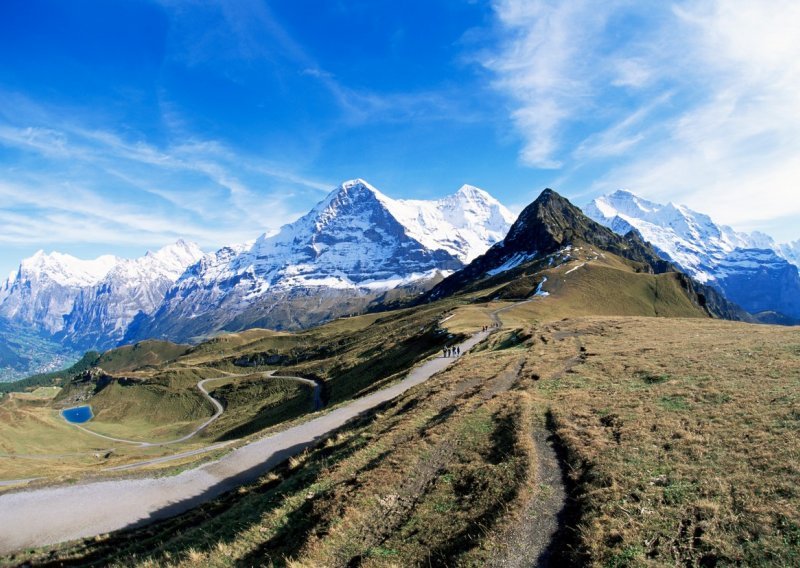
0;325;491;555
68;371;321;447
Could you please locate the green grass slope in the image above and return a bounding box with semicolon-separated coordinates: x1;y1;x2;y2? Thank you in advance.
97;340;191;373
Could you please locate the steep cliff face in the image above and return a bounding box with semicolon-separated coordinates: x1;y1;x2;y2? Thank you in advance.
0;250;119;334
0;241;203;352
58;241;204;350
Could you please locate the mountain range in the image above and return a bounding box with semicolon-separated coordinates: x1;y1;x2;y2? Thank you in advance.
585;191;800;323
124;179;514;343
0;180;513;378
1;180;797;382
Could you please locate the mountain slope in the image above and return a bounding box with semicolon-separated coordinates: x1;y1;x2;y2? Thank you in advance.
127;179;513;343
430;188;670;296
585;190;800;321
377;184;515;262
778;240;800;268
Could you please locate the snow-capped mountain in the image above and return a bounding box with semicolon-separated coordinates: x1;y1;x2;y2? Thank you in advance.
377;184;515;263
778;240;800;269
58;240;204;350
126;179;514;343
585;190;800;321
0;251;119;334
0;241;203;350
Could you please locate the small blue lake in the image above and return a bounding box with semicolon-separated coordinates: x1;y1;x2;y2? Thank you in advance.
61;405;93;424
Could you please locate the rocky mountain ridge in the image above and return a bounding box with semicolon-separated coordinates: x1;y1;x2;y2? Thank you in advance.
427;188;746;322
0;241;204;351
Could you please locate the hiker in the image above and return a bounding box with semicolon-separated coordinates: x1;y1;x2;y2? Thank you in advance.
443;347;447;358
456;346;460;356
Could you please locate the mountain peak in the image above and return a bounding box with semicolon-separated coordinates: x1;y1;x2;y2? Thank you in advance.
531;187;569;207
428;187;676;300
152;239;203;258
18;250;119;287
584;190;800;320
135;240;204;280
504;187;586;248
609;189;637;199
337;178;385;199
455;184;491;200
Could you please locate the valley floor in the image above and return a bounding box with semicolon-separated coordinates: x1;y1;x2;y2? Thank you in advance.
3;307;798;567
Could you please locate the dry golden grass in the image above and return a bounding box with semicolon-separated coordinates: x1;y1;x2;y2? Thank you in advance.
520;316;800;566
21;315;797;567
12;386;62;400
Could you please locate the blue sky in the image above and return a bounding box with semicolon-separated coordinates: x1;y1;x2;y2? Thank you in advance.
1;0;798;276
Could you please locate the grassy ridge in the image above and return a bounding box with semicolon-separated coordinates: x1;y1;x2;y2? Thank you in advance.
16;315;799;567
205;376;313;441
84;381;215;442
0;339;189;395
96;340;191;373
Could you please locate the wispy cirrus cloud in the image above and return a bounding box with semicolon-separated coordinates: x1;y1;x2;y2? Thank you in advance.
0;94;334;262
0;0;495;278
485;0;800;240
482;0;620;168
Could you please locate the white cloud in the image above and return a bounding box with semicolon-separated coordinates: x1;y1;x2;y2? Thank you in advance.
487;0;800;240
574;93;672;160
484;0;619;168
611;59;653;89
0;97;335;260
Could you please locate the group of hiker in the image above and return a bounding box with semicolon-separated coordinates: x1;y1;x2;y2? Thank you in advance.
443;346;461;358
442;322;501;358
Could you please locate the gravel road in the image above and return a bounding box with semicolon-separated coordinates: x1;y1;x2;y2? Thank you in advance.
0;329;489;555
